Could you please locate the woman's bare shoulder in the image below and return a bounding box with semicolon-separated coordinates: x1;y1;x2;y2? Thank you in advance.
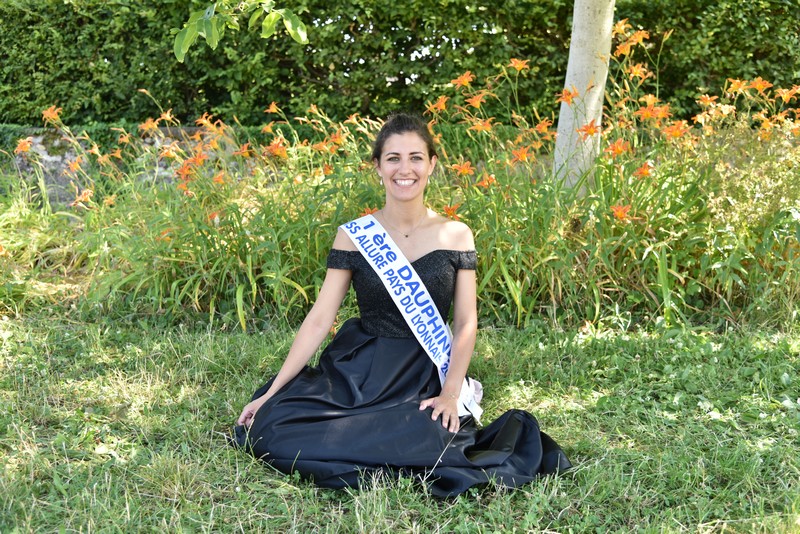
331;227;358;251
431;214;475;250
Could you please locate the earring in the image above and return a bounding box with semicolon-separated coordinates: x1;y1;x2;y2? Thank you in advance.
380;177;384;186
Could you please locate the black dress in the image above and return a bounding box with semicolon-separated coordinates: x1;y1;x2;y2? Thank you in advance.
234;249;571;497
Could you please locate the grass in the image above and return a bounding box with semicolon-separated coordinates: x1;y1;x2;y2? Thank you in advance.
2;311;798;532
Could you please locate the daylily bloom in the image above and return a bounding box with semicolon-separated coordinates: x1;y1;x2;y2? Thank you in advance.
265;102;280;114
233;142;252;157
265;138;288;159
426;95;449;114
360;207;379;216
604;139;631;158
14;137;33;154
727;78;748;94
577;119;601;140
610;204;631;222
42;105;63;123
476;173;496;188
661;120;690;139
510;145;532;164
469;118;494;132
69;188;93;207
465;92;487;109
443;204;461;220
696;94;718;107
626;63;651;81
451;161;475;176
139;117;159;134
159;109;176;123
213;172;225;184
508;58;530;72
633;161;654;178
557;86;579;106
748;77;773;95
612;18;632;37
451;71;475;89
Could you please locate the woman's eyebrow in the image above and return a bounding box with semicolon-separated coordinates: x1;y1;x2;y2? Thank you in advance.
385;151;424;156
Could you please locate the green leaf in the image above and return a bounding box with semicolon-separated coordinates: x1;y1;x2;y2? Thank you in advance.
261;11;281;39
248;8;264;30
173;25;198;62
282;9;308;44
236;283;247;332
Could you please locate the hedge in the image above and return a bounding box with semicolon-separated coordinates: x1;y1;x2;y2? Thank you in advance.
1;0;798;126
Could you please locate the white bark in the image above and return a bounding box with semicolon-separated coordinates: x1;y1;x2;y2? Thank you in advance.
553;0;615;189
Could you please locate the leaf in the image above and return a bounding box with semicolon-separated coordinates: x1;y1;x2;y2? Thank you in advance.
173;26;192;62
236;283;247;332
248;8;264;30
261;11;281;39
203;18;219;49
282;9;308;44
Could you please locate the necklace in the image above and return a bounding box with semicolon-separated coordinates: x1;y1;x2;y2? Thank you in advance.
379;209;428;238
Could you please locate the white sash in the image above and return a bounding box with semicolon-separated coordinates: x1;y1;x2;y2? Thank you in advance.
340;214;483;422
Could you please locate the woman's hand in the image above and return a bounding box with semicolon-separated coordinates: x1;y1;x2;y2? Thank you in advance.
419;395;461;433
237;396;268;428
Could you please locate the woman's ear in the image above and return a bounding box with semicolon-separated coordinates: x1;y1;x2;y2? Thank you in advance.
429;155;437;175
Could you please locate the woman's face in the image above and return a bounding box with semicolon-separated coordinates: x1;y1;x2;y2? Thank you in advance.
374;132;437;203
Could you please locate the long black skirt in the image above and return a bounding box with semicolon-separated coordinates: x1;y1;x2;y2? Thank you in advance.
234;318;571;497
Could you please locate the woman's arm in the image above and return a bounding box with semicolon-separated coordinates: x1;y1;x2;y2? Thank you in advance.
419;223;478;432
237;230;354;427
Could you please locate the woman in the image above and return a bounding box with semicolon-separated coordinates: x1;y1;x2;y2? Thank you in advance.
234;113;570;497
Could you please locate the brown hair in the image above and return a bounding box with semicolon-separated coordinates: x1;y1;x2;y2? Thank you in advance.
371;112;437;161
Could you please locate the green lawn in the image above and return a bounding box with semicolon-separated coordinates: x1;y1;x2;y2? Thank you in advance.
1;313;798;532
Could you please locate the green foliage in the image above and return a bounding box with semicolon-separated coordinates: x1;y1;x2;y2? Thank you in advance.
172;1;309;63
3;46;799;330
3;0;797;125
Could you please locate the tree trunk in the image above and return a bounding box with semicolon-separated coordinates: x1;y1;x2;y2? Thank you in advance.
553;0;615;190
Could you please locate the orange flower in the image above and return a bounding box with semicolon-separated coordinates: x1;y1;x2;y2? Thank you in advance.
307;104;320;115
510;145;532;164
610;204;631;222
360;206;379;216
469;118;494;132
629;30;649;45
652;105;672;121
576;119;601;140
159;109;176;123
614;41;633;57
311;141;329;152
612;18;632;37
103;194;117;207
42;105;63;123
476;173;496;188
109;148;123;160
626;63;651;81
748;77;773;95
508;58;530;72
160;141;180;159
426;95;449;114
261;122;274;134
775;86;799;104
633;161;653;178
175;161;193;181
265;102;280;114
443;204;461;220
727;78;748;94
265;137;288;159
208;211;221;226
329;130;345;146
344;113;361;124
118;132;132;144
323;163;334;175
157;228;173;242
68;155;84;174
451;71;475;89
177;182;190;193
534;118;553;135
604;138;631;158
634;105;656;121
557;86;579;106
139;117;159;134
233;142;251;157
661;120;690;139
697;94;718;107
14;137;33;154
451;161;475;176
465;92;487;109
639;94;660;107
212;172;225;184
69;188;93;207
